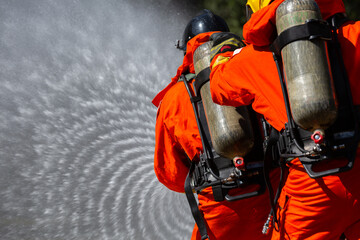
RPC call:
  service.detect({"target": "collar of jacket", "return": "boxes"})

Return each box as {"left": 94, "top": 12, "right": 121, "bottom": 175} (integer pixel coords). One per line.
{"left": 243, "top": 0, "right": 346, "bottom": 47}
{"left": 152, "top": 31, "right": 218, "bottom": 107}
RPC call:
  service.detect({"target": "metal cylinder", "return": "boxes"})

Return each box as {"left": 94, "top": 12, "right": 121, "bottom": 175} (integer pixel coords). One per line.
{"left": 276, "top": 0, "right": 338, "bottom": 132}
{"left": 193, "top": 41, "right": 254, "bottom": 159}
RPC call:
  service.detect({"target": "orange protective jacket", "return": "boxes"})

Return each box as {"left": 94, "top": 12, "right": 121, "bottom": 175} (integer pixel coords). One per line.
{"left": 210, "top": 0, "right": 360, "bottom": 239}
{"left": 153, "top": 32, "right": 212, "bottom": 193}
{"left": 153, "top": 32, "right": 279, "bottom": 240}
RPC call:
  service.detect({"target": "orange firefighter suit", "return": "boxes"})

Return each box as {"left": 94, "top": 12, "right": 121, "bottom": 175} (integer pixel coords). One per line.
{"left": 209, "top": 0, "right": 360, "bottom": 239}
{"left": 153, "top": 32, "right": 279, "bottom": 240}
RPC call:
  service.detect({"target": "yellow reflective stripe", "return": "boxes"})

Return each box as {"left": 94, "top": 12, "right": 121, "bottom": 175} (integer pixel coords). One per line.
{"left": 211, "top": 56, "right": 230, "bottom": 69}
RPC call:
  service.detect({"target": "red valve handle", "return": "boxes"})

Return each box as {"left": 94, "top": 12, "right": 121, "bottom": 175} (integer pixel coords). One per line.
{"left": 233, "top": 157, "right": 245, "bottom": 169}
{"left": 311, "top": 130, "right": 324, "bottom": 144}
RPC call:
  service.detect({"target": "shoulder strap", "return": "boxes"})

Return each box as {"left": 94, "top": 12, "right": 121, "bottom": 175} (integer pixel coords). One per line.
{"left": 181, "top": 74, "right": 211, "bottom": 157}
{"left": 185, "top": 73, "right": 197, "bottom": 82}
{"left": 328, "top": 13, "right": 350, "bottom": 29}
{"left": 194, "top": 67, "right": 211, "bottom": 97}
{"left": 182, "top": 74, "right": 211, "bottom": 240}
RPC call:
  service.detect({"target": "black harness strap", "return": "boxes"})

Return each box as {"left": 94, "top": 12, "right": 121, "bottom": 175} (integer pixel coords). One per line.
{"left": 194, "top": 67, "right": 211, "bottom": 96}
{"left": 182, "top": 73, "right": 210, "bottom": 240}
{"left": 185, "top": 161, "right": 209, "bottom": 240}
{"left": 181, "top": 73, "right": 210, "bottom": 158}
{"left": 330, "top": 13, "right": 350, "bottom": 30}
{"left": 270, "top": 19, "right": 332, "bottom": 55}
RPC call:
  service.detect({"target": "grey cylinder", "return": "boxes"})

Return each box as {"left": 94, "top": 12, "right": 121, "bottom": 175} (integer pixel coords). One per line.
{"left": 193, "top": 41, "right": 254, "bottom": 160}
{"left": 276, "top": 0, "right": 338, "bottom": 132}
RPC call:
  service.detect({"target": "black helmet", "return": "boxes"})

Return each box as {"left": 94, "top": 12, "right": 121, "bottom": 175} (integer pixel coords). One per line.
{"left": 176, "top": 9, "right": 230, "bottom": 52}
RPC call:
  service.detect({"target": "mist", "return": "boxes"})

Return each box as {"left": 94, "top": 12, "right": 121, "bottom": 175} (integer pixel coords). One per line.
{"left": 0, "top": 0, "right": 196, "bottom": 239}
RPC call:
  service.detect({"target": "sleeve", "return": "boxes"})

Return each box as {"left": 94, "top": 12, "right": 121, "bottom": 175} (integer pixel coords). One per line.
{"left": 209, "top": 49, "right": 255, "bottom": 107}
{"left": 338, "top": 21, "right": 360, "bottom": 105}
{"left": 154, "top": 103, "right": 191, "bottom": 193}
{"left": 209, "top": 45, "right": 291, "bottom": 132}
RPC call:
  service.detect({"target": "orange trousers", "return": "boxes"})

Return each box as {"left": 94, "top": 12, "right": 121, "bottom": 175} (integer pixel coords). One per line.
{"left": 272, "top": 152, "right": 360, "bottom": 240}
{"left": 191, "top": 169, "right": 280, "bottom": 240}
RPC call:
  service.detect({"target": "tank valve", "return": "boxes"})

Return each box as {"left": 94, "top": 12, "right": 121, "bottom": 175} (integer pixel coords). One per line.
{"left": 233, "top": 157, "right": 245, "bottom": 170}
{"left": 311, "top": 130, "right": 325, "bottom": 144}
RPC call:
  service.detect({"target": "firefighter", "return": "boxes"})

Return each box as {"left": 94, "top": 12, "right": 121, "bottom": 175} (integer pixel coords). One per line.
{"left": 209, "top": 0, "right": 360, "bottom": 239}
{"left": 153, "top": 9, "right": 279, "bottom": 240}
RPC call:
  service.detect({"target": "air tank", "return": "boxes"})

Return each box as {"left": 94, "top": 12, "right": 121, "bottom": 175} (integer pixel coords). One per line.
{"left": 193, "top": 41, "right": 254, "bottom": 160}
{"left": 276, "top": 0, "right": 338, "bottom": 132}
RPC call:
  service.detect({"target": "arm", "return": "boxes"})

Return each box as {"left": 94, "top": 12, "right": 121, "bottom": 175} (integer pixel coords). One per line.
{"left": 210, "top": 43, "right": 288, "bottom": 132}
{"left": 209, "top": 46, "right": 255, "bottom": 107}
{"left": 154, "top": 105, "right": 191, "bottom": 193}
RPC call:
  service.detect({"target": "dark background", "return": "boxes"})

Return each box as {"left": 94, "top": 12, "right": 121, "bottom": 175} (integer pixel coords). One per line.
{"left": 178, "top": 0, "right": 359, "bottom": 35}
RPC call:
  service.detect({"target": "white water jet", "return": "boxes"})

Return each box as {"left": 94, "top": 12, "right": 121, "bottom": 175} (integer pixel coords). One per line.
{"left": 0, "top": 0, "right": 196, "bottom": 239}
